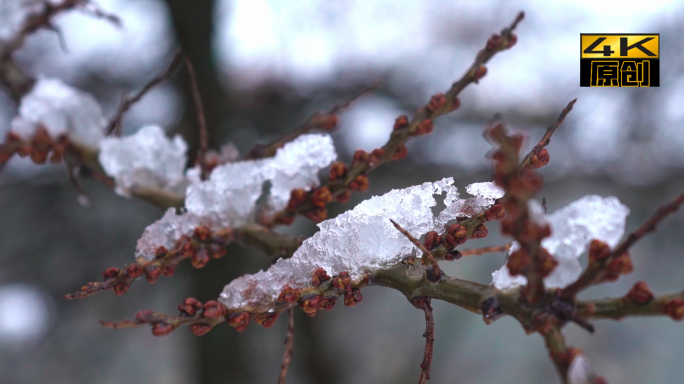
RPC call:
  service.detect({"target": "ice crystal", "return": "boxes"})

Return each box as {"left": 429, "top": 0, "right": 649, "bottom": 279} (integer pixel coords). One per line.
{"left": 567, "top": 354, "right": 597, "bottom": 384}
{"left": 135, "top": 208, "right": 214, "bottom": 261}
{"left": 10, "top": 77, "right": 106, "bottom": 147}
{"left": 219, "top": 178, "right": 470, "bottom": 312}
{"left": 185, "top": 134, "right": 336, "bottom": 227}
{"left": 433, "top": 180, "right": 504, "bottom": 230}
{"left": 98, "top": 125, "right": 188, "bottom": 197}
{"left": 492, "top": 195, "right": 631, "bottom": 290}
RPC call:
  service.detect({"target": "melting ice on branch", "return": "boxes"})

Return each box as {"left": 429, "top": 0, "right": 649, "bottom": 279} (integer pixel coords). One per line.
{"left": 219, "top": 177, "right": 500, "bottom": 312}
{"left": 492, "top": 195, "right": 631, "bottom": 290}
{"left": 99, "top": 125, "right": 188, "bottom": 197}
{"left": 10, "top": 77, "right": 106, "bottom": 147}
{"left": 185, "top": 134, "right": 337, "bottom": 226}
{"left": 135, "top": 134, "right": 337, "bottom": 260}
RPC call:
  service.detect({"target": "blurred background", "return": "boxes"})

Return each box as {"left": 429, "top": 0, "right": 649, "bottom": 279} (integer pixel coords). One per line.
{"left": 1, "top": 0, "right": 684, "bottom": 383}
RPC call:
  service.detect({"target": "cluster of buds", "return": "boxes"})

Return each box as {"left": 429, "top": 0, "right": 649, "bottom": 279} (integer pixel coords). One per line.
{"left": 626, "top": 281, "right": 654, "bottom": 305}
{"left": 485, "top": 32, "right": 517, "bottom": 52}
{"left": 0, "top": 128, "right": 69, "bottom": 165}
{"left": 66, "top": 226, "right": 234, "bottom": 300}
{"left": 443, "top": 222, "right": 469, "bottom": 248}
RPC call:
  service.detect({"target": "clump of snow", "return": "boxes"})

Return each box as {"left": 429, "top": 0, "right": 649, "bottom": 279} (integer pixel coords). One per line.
{"left": 492, "top": 195, "right": 630, "bottom": 291}
{"left": 433, "top": 180, "right": 504, "bottom": 230}
{"left": 99, "top": 125, "right": 188, "bottom": 197}
{"left": 219, "top": 177, "right": 488, "bottom": 312}
{"left": 567, "top": 354, "right": 597, "bottom": 384}
{"left": 466, "top": 181, "right": 505, "bottom": 201}
{"left": 185, "top": 134, "right": 337, "bottom": 227}
{"left": 10, "top": 77, "right": 106, "bottom": 147}
{"left": 135, "top": 208, "right": 214, "bottom": 261}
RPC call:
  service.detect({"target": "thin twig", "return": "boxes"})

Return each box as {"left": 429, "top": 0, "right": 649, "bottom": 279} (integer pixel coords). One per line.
{"left": 244, "top": 85, "right": 378, "bottom": 160}
{"left": 277, "top": 308, "right": 295, "bottom": 384}
{"left": 519, "top": 99, "right": 577, "bottom": 170}
{"left": 561, "top": 189, "right": 684, "bottom": 299}
{"left": 390, "top": 219, "right": 441, "bottom": 277}
{"left": 416, "top": 298, "right": 434, "bottom": 384}
{"left": 106, "top": 50, "right": 184, "bottom": 136}
{"left": 184, "top": 56, "right": 210, "bottom": 180}
{"left": 459, "top": 243, "right": 512, "bottom": 257}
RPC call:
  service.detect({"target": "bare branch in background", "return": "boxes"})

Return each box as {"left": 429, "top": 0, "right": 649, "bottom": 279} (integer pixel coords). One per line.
{"left": 277, "top": 308, "right": 295, "bottom": 384}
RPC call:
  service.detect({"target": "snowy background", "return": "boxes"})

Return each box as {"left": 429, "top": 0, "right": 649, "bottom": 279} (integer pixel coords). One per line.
{"left": 1, "top": 0, "right": 684, "bottom": 383}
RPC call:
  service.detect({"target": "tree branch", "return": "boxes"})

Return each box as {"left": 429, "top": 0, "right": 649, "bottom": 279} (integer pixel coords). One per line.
{"left": 277, "top": 308, "right": 295, "bottom": 384}
{"left": 519, "top": 99, "right": 577, "bottom": 170}
{"left": 412, "top": 297, "right": 434, "bottom": 384}
{"left": 184, "top": 56, "right": 210, "bottom": 180}
{"left": 560, "top": 189, "right": 684, "bottom": 299}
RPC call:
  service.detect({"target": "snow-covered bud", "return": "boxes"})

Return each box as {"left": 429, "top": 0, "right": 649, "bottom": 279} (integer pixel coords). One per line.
{"left": 329, "top": 161, "right": 347, "bottom": 181}
{"left": 311, "top": 268, "right": 331, "bottom": 286}
{"left": 154, "top": 246, "right": 168, "bottom": 259}
{"left": 627, "top": 281, "right": 654, "bottom": 305}
{"left": 394, "top": 115, "right": 409, "bottom": 131}
{"left": 227, "top": 312, "right": 251, "bottom": 332}
{"left": 344, "top": 288, "right": 363, "bottom": 307}
{"left": 254, "top": 312, "right": 280, "bottom": 328}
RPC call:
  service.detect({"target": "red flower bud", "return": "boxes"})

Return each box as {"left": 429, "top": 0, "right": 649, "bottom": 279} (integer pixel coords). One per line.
{"left": 471, "top": 224, "right": 488, "bottom": 239}
{"left": 484, "top": 203, "right": 505, "bottom": 221}
{"left": 189, "top": 323, "right": 213, "bottom": 336}
{"left": 202, "top": 300, "right": 226, "bottom": 319}
{"left": 112, "top": 283, "right": 128, "bottom": 296}
{"left": 507, "top": 34, "right": 518, "bottom": 48}
{"left": 319, "top": 296, "right": 337, "bottom": 311}
{"left": 627, "top": 281, "right": 654, "bottom": 305}
{"left": 329, "top": 161, "right": 347, "bottom": 181}
{"left": 348, "top": 175, "right": 369, "bottom": 192}
{"left": 588, "top": 240, "right": 611, "bottom": 263}
{"left": 353, "top": 150, "right": 369, "bottom": 163}
{"left": 299, "top": 295, "right": 322, "bottom": 317}
{"left": 193, "top": 226, "right": 212, "bottom": 241}
{"left": 335, "top": 190, "right": 352, "bottom": 203}
{"left": 254, "top": 312, "right": 280, "bottom": 328}
{"left": 426, "top": 93, "right": 446, "bottom": 114}
{"left": 311, "top": 268, "right": 331, "bottom": 286}
{"left": 393, "top": 145, "right": 408, "bottom": 160}
{"left": 154, "top": 246, "right": 168, "bottom": 259}
{"left": 344, "top": 288, "right": 363, "bottom": 307}
{"left": 416, "top": 119, "right": 434, "bottom": 135}
{"left": 227, "top": 312, "right": 251, "bottom": 332}
{"left": 529, "top": 149, "right": 550, "bottom": 169}
{"left": 665, "top": 299, "right": 684, "bottom": 321}
{"left": 191, "top": 248, "right": 210, "bottom": 269}
{"left": 423, "top": 231, "right": 441, "bottom": 250}
{"left": 474, "top": 66, "right": 487, "bottom": 82}
{"left": 125, "top": 263, "right": 143, "bottom": 278}
{"left": 535, "top": 248, "right": 558, "bottom": 278}
{"left": 312, "top": 187, "right": 332, "bottom": 207}
{"left": 332, "top": 272, "right": 352, "bottom": 291}
{"left": 151, "top": 322, "right": 175, "bottom": 337}
{"left": 507, "top": 249, "right": 530, "bottom": 276}
{"left": 145, "top": 266, "right": 161, "bottom": 283}
{"left": 486, "top": 33, "right": 502, "bottom": 51}
{"left": 393, "top": 115, "right": 409, "bottom": 131}
{"left": 278, "top": 286, "right": 299, "bottom": 303}
{"left": 102, "top": 267, "right": 120, "bottom": 280}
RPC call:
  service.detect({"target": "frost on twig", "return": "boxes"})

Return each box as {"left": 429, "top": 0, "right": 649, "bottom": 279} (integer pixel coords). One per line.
{"left": 9, "top": 77, "right": 105, "bottom": 147}
{"left": 492, "top": 195, "right": 630, "bottom": 290}
{"left": 99, "top": 125, "right": 188, "bottom": 197}
{"left": 218, "top": 177, "right": 498, "bottom": 312}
